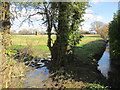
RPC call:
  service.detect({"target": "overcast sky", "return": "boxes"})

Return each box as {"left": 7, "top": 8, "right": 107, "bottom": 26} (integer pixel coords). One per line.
{"left": 10, "top": 1, "right": 118, "bottom": 32}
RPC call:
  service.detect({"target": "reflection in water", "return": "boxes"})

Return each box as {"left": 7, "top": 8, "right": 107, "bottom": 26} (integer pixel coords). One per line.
{"left": 98, "top": 43, "right": 120, "bottom": 88}
{"left": 98, "top": 45, "right": 110, "bottom": 79}
{"left": 23, "top": 66, "right": 50, "bottom": 88}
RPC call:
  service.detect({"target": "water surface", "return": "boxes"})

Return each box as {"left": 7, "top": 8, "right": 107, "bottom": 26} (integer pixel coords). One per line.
{"left": 98, "top": 44, "right": 110, "bottom": 79}
{"left": 23, "top": 63, "right": 51, "bottom": 88}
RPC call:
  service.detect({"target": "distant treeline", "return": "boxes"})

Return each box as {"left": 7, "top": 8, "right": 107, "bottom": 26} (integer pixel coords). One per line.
{"left": 11, "top": 29, "right": 96, "bottom": 35}
{"left": 10, "top": 29, "right": 48, "bottom": 35}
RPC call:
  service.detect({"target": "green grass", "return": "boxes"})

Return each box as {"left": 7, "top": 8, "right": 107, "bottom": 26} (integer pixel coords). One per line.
{"left": 11, "top": 34, "right": 103, "bottom": 57}
{"left": 12, "top": 45, "right": 50, "bottom": 57}
{"left": 12, "top": 45, "right": 49, "bottom": 51}
{"left": 74, "top": 40, "right": 106, "bottom": 61}
{"left": 78, "top": 34, "right": 103, "bottom": 47}
{"left": 12, "top": 35, "right": 56, "bottom": 45}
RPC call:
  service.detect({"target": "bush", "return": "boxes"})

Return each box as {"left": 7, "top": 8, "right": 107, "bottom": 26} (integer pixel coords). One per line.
{"left": 109, "top": 10, "right": 120, "bottom": 61}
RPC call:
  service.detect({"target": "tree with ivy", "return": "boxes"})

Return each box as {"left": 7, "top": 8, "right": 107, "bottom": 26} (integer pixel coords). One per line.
{"left": 42, "top": 2, "right": 89, "bottom": 67}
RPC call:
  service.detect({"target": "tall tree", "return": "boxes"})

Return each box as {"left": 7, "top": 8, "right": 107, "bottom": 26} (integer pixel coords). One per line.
{"left": 90, "top": 21, "right": 104, "bottom": 34}
{"left": 43, "top": 2, "right": 88, "bottom": 67}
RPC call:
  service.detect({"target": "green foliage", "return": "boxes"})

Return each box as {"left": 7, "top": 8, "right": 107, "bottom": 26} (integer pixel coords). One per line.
{"left": 84, "top": 84, "right": 107, "bottom": 89}
{"left": 109, "top": 10, "right": 120, "bottom": 60}
{"left": 68, "top": 2, "right": 89, "bottom": 50}
{"left": 5, "top": 49, "right": 17, "bottom": 57}
{"left": 64, "top": 84, "right": 74, "bottom": 88}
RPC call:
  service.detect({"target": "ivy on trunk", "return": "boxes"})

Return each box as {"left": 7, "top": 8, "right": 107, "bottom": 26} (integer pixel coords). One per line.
{"left": 43, "top": 2, "right": 89, "bottom": 67}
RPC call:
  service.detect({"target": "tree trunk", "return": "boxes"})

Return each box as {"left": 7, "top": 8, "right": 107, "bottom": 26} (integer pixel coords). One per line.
{"left": 51, "top": 2, "right": 69, "bottom": 67}
{"left": 1, "top": 2, "right": 11, "bottom": 49}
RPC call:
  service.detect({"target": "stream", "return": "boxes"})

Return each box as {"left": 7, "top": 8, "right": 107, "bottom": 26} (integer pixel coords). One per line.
{"left": 22, "top": 43, "right": 111, "bottom": 87}
{"left": 97, "top": 43, "right": 111, "bottom": 79}
{"left": 22, "top": 58, "right": 51, "bottom": 88}
{"left": 23, "top": 67, "right": 50, "bottom": 88}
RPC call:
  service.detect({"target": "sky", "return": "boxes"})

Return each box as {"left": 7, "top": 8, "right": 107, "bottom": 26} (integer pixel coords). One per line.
{"left": 82, "top": 1, "right": 118, "bottom": 30}
{"left": 10, "top": 1, "right": 119, "bottom": 33}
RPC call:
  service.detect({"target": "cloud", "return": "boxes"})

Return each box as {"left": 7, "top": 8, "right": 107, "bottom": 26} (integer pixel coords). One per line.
{"left": 81, "top": 24, "right": 91, "bottom": 31}
{"left": 83, "top": 14, "right": 94, "bottom": 20}
{"left": 83, "top": 14, "right": 103, "bottom": 21}
{"left": 85, "top": 9, "right": 94, "bottom": 13}
{"left": 96, "top": 16, "right": 103, "bottom": 21}
{"left": 91, "top": 0, "right": 105, "bottom": 3}
{"left": 82, "top": 14, "right": 104, "bottom": 30}
{"left": 82, "top": 9, "right": 104, "bottom": 31}
{"left": 84, "top": 9, "right": 104, "bottom": 21}
{"left": 30, "top": 14, "right": 43, "bottom": 20}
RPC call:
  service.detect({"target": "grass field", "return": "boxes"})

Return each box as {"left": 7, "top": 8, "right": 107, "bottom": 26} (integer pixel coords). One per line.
{"left": 12, "top": 34, "right": 102, "bottom": 46}
{"left": 11, "top": 34, "right": 103, "bottom": 57}
{"left": 12, "top": 35, "right": 56, "bottom": 45}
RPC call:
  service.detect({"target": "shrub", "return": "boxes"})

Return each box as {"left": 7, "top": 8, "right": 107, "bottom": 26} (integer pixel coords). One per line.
{"left": 109, "top": 10, "right": 120, "bottom": 61}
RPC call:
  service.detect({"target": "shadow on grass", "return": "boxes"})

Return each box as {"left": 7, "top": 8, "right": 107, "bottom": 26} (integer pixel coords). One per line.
{"left": 46, "top": 40, "right": 107, "bottom": 88}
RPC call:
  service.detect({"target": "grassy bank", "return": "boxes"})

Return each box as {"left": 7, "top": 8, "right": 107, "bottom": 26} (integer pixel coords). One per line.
{"left": 74, "top": 40, "right": 106, "bottom": 61}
